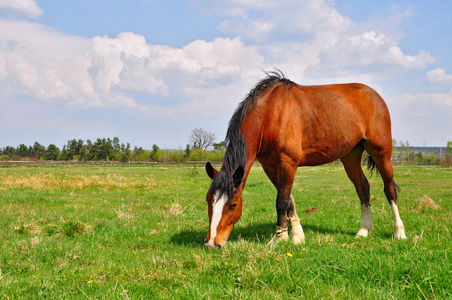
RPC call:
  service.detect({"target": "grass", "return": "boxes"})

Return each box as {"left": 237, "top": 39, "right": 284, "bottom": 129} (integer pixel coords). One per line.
{"left": 0, "top": 163, "right": 451, "bottom": 299}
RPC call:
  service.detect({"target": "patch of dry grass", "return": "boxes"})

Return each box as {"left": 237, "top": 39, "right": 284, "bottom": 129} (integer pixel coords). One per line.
{"left": 169, "top": 203, "right": 183, "bottom": 216}
{"left": 115, "top": 204, "right": 135, "bottom": 221}
{"left": 13, "top": 222, "right": 42, "bottom": 235}
{"left": 0, "top": 173, "right": 160, "bottom": 190}
{"left": 415, "top": 195, "right": 440, "bottom": 211}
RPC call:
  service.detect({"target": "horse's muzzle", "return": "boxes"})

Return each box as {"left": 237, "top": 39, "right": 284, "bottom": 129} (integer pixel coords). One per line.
{"left": 204, "top": 240, "right": 223, "bottom": 249}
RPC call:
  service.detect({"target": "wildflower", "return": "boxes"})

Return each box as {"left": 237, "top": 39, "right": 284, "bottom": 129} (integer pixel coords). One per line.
{"left": 87, "top": 280, "right": 93, "bottom": 284}
{"left": 286, "top": 253, "right": 293, "bottom": 257}
{"left": 275, "top": 257, "right": 280, "bottom": 261}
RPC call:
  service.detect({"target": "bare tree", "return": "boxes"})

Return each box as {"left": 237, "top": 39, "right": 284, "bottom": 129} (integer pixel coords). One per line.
{"left": 189, "top": 128, "right": 216, "bottom": 150}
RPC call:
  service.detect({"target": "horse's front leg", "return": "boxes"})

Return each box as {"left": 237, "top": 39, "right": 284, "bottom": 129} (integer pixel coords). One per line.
{"left": 287, "top": 195, "right": 305, "bottom": 244}
{"left": 264, "top": 163, "right": 302, "bottom": 246}
{"left": 268, "top": 195, "right": 305, "bottom": 246}
{"left": 269, "top": 191, "right": 307, "bottom": 246}
{"left": 268, "top": 191, "right": 290, "bottom": 246}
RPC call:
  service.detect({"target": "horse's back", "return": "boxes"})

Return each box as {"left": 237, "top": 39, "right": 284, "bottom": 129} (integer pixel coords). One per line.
{"left": 255, "top": 82, "right": 392, "bottom": 166}
{"left": 295, "top": 83, "right": 387, "bottom": 112}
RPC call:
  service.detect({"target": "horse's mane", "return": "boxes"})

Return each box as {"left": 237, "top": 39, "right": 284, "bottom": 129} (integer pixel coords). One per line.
{"left": 209, "top": 70, "right": 295, "bottom": 200}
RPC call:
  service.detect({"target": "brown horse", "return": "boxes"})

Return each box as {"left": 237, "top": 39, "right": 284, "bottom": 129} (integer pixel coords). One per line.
{"left": 204, "top": 71, "right": 406, "bottom": 249}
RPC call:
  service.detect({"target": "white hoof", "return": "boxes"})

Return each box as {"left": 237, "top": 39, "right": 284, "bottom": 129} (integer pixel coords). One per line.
{"left": 268, "top": 227, "right": 289, "bottom": 247}
{"left": 356, "top": 228, "right": 371, "bottom": 238}
{"left": 394, "top": 226, "right": 407, "bottom": 239}
{"left": 291, "top": 225, "right": 305, "bottom": 244}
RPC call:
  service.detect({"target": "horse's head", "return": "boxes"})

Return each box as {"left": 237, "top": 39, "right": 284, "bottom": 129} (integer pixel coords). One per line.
{"left": 204, "top": 162, "right": 244, "bottom": 249}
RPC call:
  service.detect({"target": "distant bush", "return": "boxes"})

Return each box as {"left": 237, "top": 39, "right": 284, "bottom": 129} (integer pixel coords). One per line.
{"left": 0, "top": 154, "right": 10, "bottom": 161}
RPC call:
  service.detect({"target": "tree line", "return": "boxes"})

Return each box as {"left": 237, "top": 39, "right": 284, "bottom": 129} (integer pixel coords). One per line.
{"left": 392, "top": 139, "right": 452, "bottom": 166}
{"left": 1, "top": 135, "right": 451, "bottom": 165}
{"left": 0, "top": 137, "right": 226, "bottom": 163}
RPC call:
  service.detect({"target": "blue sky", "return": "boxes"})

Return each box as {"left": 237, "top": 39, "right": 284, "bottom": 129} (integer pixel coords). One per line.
{"left": 1, "top": 0, "right": 451, "bottom": 149}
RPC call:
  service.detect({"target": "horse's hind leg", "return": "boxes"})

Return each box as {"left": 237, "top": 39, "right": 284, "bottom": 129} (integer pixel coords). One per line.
{"left": 365, "top": 142, "right": 407, "bottom": 239}
{"left": 341, "top": 146, "right": 374, "bottom": 238}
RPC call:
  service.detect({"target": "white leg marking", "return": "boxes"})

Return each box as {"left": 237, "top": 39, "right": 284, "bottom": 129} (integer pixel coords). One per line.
{"left": 205, "top": 191, "right": 228, "bottom": 248}
{"left": 287, "top": 214, "right": 305, "bottom": 244}
{"left": 356, "top": 204, "right": 374, "bottom": 238}
{"left": 268, "top": 226, "right": 289, "bottom": 247}
{"left": 390, "top": 202, "right": 407, "bottom": 239}
{"left": 291, "top": 225, "right": 305, "bottom": 244}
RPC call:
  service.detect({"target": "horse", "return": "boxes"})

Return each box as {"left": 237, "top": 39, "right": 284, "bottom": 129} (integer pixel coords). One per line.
{"left": 204, "top": 71, "right": 407, "bottom": 249}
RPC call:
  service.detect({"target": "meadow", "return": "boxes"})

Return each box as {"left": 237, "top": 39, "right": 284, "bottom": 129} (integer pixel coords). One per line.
{"left": 0, "top": 163, "right": 451, "bottom": 299}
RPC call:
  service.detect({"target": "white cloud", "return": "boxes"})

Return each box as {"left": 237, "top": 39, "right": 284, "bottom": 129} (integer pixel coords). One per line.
{"left": 0, "top": 21, "right": 264, "bottom": 112}
{"left": 389, "top": 90, "right": 452, "bottom": 145}
{"left": 426, "top": 68, "right": 452, "bottom": 83}
{"left": 396, "top": 91, "right": 452, "bottom": 114}
{"left": 183, "top": 38, "right": 263, "bottom": 76}
{"left": 0, "top": 19, "right": 93, "bottom": 102}
{"left": 200, "top": 0, "right": 351, "bottom": 42}
{"left": 0, "top": 0, "right": 43, "bottom": 18}
{"left": 90, "top": 34, "right": 262, "bottom": 103}
{"left": 193, "top": 0, "right": 434, "bottom": 81}
{"left": 320, "top": 31, "right": 435, "bottom": 71}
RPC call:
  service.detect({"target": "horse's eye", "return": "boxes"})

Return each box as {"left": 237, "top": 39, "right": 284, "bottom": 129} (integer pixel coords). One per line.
{"left": 230, "top": 203, "right": 238, "bottom": 210}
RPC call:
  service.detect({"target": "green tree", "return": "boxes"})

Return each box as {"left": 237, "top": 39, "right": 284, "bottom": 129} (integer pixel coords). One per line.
{"left": 151, "top": 144, "right": 162, "bottom": 162}
{"left": 60, "top": 145, "right": 69, "bottom": 160}
{"left": 45, "top": 144, "right": 60, "bottom": 160}
{"left": 111, "top": 138, "right": 131, "bottom": 162}
{"left": 447, "top": 141, "right": 452, "bottom": 153}
{"left": 184, "top": 144, "right": 191, "bottom": 161}
{"left": 112, "top": 137, "right": 121, "bottom": 154}
{"left": 32, "top": 142, "right": 46, "bottom": 159}
{"left": 2, "top": 146, "right": 16, "bottom": 157}
{"left": 92, "top": 138, "right": 114, "bottom": 160}
{"left": 17, "top": 144, "right": 29, "bottom": 157}
{"left": 62, "top": 139, "right": 85, "bottom": 160}
{"left": 85, "top": 139, "right": 99, "bottom": 160}
{"left": 133, "top": 146, "right": 150, "bottom": 161}
{"left": 213, "top": 141, "right": 226, "bottom": 151}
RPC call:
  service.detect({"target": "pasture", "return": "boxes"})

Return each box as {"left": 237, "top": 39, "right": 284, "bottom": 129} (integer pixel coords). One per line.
{"left": 0, "top": 163, "right": 451, "bottom": 299}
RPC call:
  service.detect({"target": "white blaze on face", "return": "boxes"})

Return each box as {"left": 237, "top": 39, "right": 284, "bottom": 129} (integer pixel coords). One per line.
{"left": 206, "top": 191, "right": 228, "bottom": 247}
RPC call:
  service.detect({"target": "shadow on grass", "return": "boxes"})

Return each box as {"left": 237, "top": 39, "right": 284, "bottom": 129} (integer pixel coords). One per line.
{"left": 170, "top": 221, "right": 357, "bottom": 246}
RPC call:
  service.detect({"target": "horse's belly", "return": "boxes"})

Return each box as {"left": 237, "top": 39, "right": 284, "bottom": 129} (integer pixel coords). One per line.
{"left": 299, "top": 151, "right": 341, "bottom": 166}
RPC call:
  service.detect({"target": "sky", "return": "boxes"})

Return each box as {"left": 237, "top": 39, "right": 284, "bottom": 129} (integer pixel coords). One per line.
{"left": 1, "top": 0, "right": 451, "bottom": 149}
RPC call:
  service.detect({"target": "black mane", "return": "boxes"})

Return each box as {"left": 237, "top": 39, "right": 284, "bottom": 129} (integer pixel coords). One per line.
{"left": 209, "top": 70, "right": 295, "bottom": 199}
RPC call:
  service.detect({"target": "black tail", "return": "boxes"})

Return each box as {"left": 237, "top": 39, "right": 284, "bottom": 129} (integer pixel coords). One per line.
{"left": 363, "top": 152, "right": 378, "bottom": 177}
{"left": 363, "top": 152, "right": 401, "bottom": 192}
{"left": 394, "top": 181, "right": 401, "bottom": 193}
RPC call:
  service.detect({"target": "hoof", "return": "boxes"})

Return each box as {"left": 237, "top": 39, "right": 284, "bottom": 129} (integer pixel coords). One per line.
{"left": 291, "top": 225, "right": 305, "bottom": 245}
{"left": 268, "top": 227, "right": 289, "bottom": 247}
{"left": 355, "top": 228, "right": 372, "bottom": 238}
{"left": 394, "top": 226, "right": 407, "bottom": 239}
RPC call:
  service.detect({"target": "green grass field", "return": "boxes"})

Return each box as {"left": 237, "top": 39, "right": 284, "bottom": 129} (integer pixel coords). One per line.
{"left": 1, "top": 163, "right": 451, "bottom": 299}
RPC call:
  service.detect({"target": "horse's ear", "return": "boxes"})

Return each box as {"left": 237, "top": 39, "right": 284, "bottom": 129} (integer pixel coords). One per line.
{"left": 206, "top": 162, "right": 218, "bottom": 179}
{"left": 233, "top": 165, "right": 244, "bottom": 189}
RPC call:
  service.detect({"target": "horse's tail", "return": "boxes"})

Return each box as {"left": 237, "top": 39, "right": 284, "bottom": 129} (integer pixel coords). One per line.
{"left": 364, "top": 152, "right": 378, "bottom": 177}
{"left": 363, "top": 153, "right": 401, "bottom": 192}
